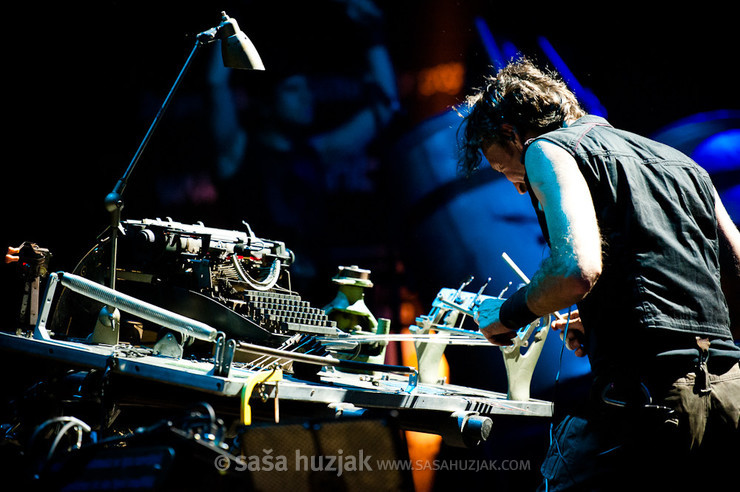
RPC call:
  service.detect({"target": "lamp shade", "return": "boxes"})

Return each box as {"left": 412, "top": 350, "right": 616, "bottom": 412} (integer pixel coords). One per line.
{"left": 218, "top": 12, "right": 265, "bottom": 70}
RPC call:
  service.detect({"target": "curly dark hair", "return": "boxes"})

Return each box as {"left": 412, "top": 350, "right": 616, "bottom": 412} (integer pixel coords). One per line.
{"left": 456, "top": 58, "right": 585, "bottom": 177}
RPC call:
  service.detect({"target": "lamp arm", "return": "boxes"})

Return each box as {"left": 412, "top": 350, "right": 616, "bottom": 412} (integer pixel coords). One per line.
{"left": 105, "top": 38, "right": 206, "bottom": 289}
{"left": 110, "top": 39, "right": 205, "bottom": 201}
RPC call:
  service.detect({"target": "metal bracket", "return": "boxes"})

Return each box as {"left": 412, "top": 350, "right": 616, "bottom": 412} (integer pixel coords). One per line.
{"left": 33, "top": 272, "right": 59, "bottom": 341}
{"left": 212, "top": 332, "right": 236, "bottom": 377}
{"left": 153, "top": 332, "right": 184, "bottom": 358}
{"left": 90, "top": 305, "right": 121, "bottom": 346}
{"left": 500, "top": 315, "right": 550, "bottom": 401}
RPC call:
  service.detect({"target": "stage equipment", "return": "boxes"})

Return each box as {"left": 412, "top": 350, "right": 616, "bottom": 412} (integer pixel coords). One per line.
{"left": 4, "top": 242, "right": 52, "bottom": 328}
{"left": 403, "top": 256, "right": 550, "bottom": 401}
{"left": 0, "top": 218, "right": 555, "bottom": 486}
{"left": 100, "top": 12, "right": 264, "bottom": 346}
{"left": 1, "top": 221, "right": 552, "bottom": 425}
{"left": 322, "top": 265, "right": 390, "bottom": 368}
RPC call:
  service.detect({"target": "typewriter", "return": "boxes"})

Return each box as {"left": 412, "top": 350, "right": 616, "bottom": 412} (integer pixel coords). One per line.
{"left": 49, "top": 218, "right": 344, "bottom": 364}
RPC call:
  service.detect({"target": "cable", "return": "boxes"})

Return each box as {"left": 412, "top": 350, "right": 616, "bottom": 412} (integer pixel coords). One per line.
{"left": 544, "top": 306, "right": 573, "bottom": 491}
{"left": 29, "top": 416, "right": 94, "bottom": 475}
{"left": 29, "top": 416, "right": 93, "bottom": 451}
{"left": 47, "top": 421, "right": 85, "bottom": 462}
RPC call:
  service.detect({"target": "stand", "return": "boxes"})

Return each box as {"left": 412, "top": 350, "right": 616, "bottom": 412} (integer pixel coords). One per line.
{"left": 93, "top": 12, "right": 263, "bottom": 345}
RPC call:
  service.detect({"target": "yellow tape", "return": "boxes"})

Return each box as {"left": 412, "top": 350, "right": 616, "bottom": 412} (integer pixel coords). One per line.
{"left": 240, "top": 368, "right": 283, "bottom": 426}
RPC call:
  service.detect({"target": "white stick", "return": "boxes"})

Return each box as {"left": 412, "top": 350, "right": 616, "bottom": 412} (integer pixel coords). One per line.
{"left": 501, "top": 252, "right": 530, "bottom": 284}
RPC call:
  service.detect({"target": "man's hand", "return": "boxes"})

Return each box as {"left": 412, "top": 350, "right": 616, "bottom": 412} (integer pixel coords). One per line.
{"left": 475, "top": 298, "right": 517, "bottom": 346}
{"left": 551, "top": 310, "right": 587, "bottom": 357}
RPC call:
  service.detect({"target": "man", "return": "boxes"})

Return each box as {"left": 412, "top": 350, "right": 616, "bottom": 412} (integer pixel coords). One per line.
{"left": 458, "top": 58, "right": 740, "bottom": 490}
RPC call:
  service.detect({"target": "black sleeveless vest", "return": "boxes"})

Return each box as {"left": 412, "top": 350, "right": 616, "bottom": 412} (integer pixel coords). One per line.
{"left": 525, "top": 116, "right": 732, "bottom": 375}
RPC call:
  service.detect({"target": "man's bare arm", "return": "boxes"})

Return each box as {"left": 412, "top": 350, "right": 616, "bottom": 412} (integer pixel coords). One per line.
{"left": 524, "top": 140, "right": 602, "bottom": 315}
{"left": 715, "top": 188, "right": 740, "bottom": 339}
{"left": 476, "top": 139, "right": 601, "bottom": 346}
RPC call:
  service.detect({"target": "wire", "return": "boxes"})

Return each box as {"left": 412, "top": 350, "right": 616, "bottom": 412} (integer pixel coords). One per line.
{"left": 29, "top": 416, "right": 93, "bottom": 451}
{"left": 553, "top": 311, "right": 570, "bottom": 384}
{"left": 47, "top": 421, "right": 85, "bottom": 462}
{"left": 29, "top": 416, "right": 94, "bottom": 474}
{"left": 544, "top": 306, "right": 573, "bottom": 491}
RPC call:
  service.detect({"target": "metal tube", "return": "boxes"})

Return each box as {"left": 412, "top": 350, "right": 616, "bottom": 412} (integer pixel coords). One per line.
{"left": 57, "top": 272, "right": 218, "bottom": 342}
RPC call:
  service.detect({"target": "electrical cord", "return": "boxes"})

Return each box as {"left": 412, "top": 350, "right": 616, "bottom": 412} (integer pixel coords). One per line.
{"left": 544, "top": 306, "right": 573, "bottom": 491}
{"left": 29, "top": 416, "right": 95, "bottom": 476}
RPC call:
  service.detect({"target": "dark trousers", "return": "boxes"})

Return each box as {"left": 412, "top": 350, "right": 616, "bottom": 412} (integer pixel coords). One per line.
{"left": 537, "top": 363, "right": 740, "bottom": 491}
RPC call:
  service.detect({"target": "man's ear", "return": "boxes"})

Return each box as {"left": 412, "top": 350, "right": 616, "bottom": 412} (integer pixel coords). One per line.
{"left": 500, "top": 123, "right": 516, "bottom": 138}
{"left": 500, "top": 123, "right": 523, "bottom": 150}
